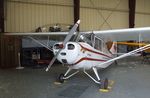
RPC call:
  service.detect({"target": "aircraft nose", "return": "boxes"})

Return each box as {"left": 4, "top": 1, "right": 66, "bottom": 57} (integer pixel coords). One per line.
{"left": 53, "top": 42, "right": 79, "bottom": 64}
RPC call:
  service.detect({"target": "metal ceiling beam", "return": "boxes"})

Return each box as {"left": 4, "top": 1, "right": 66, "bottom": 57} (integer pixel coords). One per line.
{"left": 74, "top": 0, "right": 80, "bottom": 31}
{"left": 129, "top": 0, "right": 136, "bottom": 28}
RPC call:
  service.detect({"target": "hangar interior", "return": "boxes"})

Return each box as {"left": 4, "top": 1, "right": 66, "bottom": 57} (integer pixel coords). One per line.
{"left": 0, "top": 0, "right": 150, "bottom": 98}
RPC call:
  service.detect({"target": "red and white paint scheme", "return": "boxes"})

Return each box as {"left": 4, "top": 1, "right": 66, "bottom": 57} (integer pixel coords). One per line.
{"left": 4, "top": 20, "right": 150, "bottom": 89}
{"left": 53, "top": 42, "right": 114, "bottom": 70}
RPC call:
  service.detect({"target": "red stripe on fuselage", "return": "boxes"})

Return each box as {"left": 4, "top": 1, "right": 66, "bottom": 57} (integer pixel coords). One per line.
{"left": 73, "top": 57, "right": 107, "bottom": 65}
{"left": 79, "top": 44, "right": 112, "bottom": 59}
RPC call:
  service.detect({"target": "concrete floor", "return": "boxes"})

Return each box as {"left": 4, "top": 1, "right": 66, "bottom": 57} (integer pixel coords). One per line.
{"left": 0, "top": 57, "right": 150, "bottom": 98}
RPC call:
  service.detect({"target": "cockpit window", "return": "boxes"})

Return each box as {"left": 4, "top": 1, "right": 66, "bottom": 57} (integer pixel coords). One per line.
{"left": 68, "top": 44, "right": 75, "bottom": 50}
{"left": 77, "top": 34, "right": 93, "bottom": 46}
{"left": 54, "top": 44, "right": 60, "bottom": 49}
{"left": 94, "top": 37, "right": 102, "bottom": 50}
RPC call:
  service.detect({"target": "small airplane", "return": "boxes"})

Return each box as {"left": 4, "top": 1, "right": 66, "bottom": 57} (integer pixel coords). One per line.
{"left": 4, "top": 20, "right": 150, "bottom": 89}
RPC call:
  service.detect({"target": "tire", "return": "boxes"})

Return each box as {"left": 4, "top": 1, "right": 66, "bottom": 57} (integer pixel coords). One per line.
{"left": 58, "top": 73, "right": 64, "bottom": 83}
{"left": 103, "top": 78, "right": 108, "bottom": 89}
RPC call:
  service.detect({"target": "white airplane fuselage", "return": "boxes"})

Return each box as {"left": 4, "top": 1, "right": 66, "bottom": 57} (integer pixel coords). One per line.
{"left": 53, "top": 42, "right": 114, "bottom": 70}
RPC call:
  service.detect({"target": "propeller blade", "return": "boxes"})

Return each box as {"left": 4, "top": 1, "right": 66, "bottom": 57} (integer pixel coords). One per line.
{"left": 63, "top": 20, "right": 80, "bottom": 46}
{"left": 46, "top": 49, "right": 61, "bottom": 71}
{"left": 45, "top": 20, "right": 80, "bottom": 71}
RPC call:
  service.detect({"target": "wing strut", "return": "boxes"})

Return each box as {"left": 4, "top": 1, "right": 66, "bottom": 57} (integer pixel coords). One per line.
{"left": 97, "top": 43, "right": 150, "bottom": 68}
{"left": 27, "top": 36, "right": 53, "bottom": 51}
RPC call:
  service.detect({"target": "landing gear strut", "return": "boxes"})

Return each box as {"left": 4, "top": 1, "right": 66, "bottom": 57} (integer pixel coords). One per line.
{"left": 57, "top": 68, "right": 79, "bottom": 83}
{"left": 84, "top": 67, "right": 109, "bottom": 89}
{"left": 57, "top": 67, "right": 109, "bottom": 90}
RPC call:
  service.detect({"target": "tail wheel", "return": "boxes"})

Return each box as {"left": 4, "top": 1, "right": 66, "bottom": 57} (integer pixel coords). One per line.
{"left": 103, "top": 78, "right": 108, "bottom": 89}
{"left": 58, "top": 73, "right": 65, "bottom": 83}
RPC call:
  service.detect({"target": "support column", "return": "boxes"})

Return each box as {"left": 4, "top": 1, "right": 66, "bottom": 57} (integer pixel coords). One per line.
{"left": 0, "top": 0, "right": 4, "bottom": 68}
{"left": 128, "top": 0, "right": 136, "bottom": 52}
{"left": 74, "top": 0, "right": 80, "bottom": 31}
{"left": 0, "top": 0, "right": 4, "bottom": 32}
{"left": 129, "top": 0, "right": 136, "bottom": 28}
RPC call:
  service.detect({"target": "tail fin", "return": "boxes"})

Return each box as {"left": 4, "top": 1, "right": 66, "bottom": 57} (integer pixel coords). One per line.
{"left": 110, "top": 42, "right": 117, "bottom": 54}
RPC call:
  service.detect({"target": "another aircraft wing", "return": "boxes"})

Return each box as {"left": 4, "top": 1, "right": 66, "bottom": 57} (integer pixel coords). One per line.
{"left": 116, "top": 42, "right": 150, "bottom": 52}
{"left": 90, "top": 27, "right": 150, "bottom": 41}
{"left": 116, "top": 42, "right": 147, "bottom": 46}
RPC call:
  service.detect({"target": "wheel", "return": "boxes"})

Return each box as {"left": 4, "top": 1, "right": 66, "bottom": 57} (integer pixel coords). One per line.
{"left": 58, "top": 73, "right": 64, "bottom": 83}
{"left": 103, "top": 78, "right": 108, "bottom": 89}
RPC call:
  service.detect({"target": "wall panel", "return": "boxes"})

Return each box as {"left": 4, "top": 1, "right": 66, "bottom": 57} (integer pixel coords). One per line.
{"left": 80, "top": 0, "right": 129, "bottom": 31}
{"left": 135, "top": 14, "right": 150, "bottom": 27}
{"left": 5, "top": 0, "right": 150, "bottom": 32}
{"left": 5, "top": 0, "right": 73, "bottom": 32}
{"left": 135, "top": 0, "right": 150, "bottom": 27}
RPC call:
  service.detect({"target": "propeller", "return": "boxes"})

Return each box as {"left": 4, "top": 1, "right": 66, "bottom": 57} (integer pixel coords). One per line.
{"left": 46, "top": 20, "right": 80, "bottom": 71}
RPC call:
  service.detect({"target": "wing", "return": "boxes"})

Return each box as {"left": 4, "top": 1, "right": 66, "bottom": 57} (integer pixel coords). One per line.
{"left": 3, "top": 32, "right": 69, "bottom": 51}
{"left": 4, "top": 32, "right": 69, "bottom": 36}
{"left": 5, "top": 27, "right": 150, "bottom": 41}
{"left": 3, "top": 32, "right": 69, "bottom": 43}
{"left": 3, "top": 31, "right": 80, "bottom": 41}
{"left": 91, "top": 27, "right": 150, "bottom": 41}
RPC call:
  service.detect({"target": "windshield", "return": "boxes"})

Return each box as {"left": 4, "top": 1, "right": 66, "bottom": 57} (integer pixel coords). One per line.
{"left": 77, "top": 33, "right": 106, "bottom": 51}
{"left": 77, "top": 33, "right": 94, "bottom": 46}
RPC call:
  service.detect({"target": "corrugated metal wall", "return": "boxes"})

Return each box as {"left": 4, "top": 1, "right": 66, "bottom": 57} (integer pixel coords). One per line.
{"left": 5, "top": 0, "right": 73, "bottom": 32}
{"left": 80, "top": 0, "right": 150, "bottom": 31}
{"left": 4, "top": 0, "right": 150, "bottom": 32}
{"left": 80, "top": 0, "right": 129, "bottom": 31}
{"left": 135, "top": 0, "right": 150, "bottom": 27}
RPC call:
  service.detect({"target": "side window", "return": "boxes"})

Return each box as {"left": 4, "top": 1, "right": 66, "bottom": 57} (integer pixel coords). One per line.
{"left": 94, "top": 37, "right": 102, "bottom": 51}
